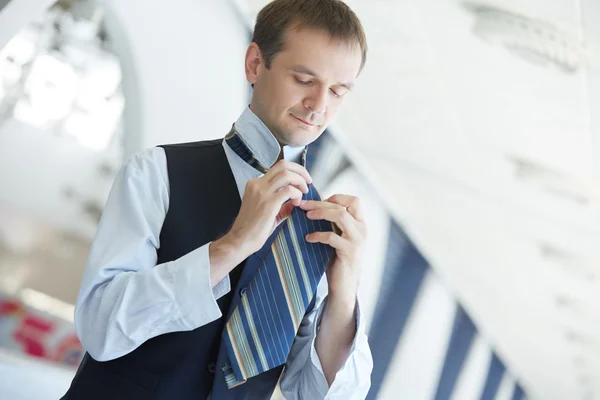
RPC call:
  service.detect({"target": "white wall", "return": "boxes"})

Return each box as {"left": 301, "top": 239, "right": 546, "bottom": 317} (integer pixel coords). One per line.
{"left": 101, "top": 0, "right": 249, "bottom": 157}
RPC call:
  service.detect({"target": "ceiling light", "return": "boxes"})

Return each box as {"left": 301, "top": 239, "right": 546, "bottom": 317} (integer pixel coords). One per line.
{"left": 540, "top": 243, "right": 597, "bottom": 282}
{"left": 555, "top": 294, "right": 576, "bottom": 310}
{"left": 574, "top": 356, "right": 587, "bottom": 368}
{"left": 578, "top": 375, "right": 590, "bottom": 385}
{"left": 0, "top": 33, "right": 37, "bottom": 65}
{"left": 462, "top": 2, "right": 589, "bottom": 73}
{"left": 565, "top": 330, "right": 593, "bottom": 347}
{"left": 511, "top": 156, "right": 597, "bottom": 206}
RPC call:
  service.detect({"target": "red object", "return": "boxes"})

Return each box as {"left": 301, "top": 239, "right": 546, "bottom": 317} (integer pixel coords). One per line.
{"left": 54, "top": 333, "right": 84, "bottom": 365}
{"left": 0, "top": 299, "right": 23, "bottom": 315}
{"left": 12, "top": 315, "right": 56, "bottom": 358}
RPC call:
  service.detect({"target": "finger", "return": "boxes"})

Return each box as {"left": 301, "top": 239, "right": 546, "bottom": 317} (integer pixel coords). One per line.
{"left": 306, "top": 208, "right": 359, "bottom": 237}
{"left": 305, "top": 231, "right": 349, "bottom": 250}
{"left": 327, "top": 194, "right": 364, "bottom": 221}
{"left": 268, "top": 170, "right": 309, "bottom": 194}
{"left": 276, "top": 201, "right": 295, "bottom": 225}
{"left": 299, "top": 200, "right": 343, "bottom": 211}
{"left": 274, "top": 185, "right": 303, "bottom": 208}
{"left": 266, "top": 160, "right": 312, "bottom": 185}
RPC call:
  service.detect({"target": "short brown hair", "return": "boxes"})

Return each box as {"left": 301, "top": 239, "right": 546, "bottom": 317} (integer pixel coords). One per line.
{"left": 252, "top": 0, "right": 368, "bottom": 73}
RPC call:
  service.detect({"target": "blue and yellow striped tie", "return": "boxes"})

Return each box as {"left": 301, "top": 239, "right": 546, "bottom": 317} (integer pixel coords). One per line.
{"left": 222, "top": 128, "right": 335, "bottom": 388}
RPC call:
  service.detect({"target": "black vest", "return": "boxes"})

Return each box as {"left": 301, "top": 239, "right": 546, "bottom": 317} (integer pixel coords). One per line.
{"left": 62, "top": 140, "right": 312, "bottom": 399}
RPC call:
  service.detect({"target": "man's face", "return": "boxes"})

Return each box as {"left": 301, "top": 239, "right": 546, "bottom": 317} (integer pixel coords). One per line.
{"left": 246, "top": 27, "right": 363, "bottom": 148}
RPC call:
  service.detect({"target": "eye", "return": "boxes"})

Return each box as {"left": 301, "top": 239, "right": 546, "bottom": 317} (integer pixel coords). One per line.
{"left": 295, "top": 77, "right": 311, "bottom": 85}
{"left": 330, "top": 87, "right": 348, "bottom": 98}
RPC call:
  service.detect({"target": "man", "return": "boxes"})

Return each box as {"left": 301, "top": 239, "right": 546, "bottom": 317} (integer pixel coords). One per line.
{"left": 62, "top": 0, "right": 372, "bottom": 399}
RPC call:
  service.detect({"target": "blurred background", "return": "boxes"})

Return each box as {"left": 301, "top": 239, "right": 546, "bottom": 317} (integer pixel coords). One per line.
{"left": 0, "top": 0, "right": 598, "bottom": 399}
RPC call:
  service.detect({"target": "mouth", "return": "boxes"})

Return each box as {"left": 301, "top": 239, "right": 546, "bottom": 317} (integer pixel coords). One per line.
{"left": 291, "top": 115, "right": 317, "bottom": 127}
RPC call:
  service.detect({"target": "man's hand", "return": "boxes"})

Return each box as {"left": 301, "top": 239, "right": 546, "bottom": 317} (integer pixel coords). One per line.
{"left": 300, "top": 194, "right": 367, "bottom": 385}
{"left": 209, "top": 160, "right": 312, "bottom": 286}
{"left": 300, "top": 194, "right": 366, "bottom": 304}
{"left": 230, "top": 160, "right": 313, "bottom": 253}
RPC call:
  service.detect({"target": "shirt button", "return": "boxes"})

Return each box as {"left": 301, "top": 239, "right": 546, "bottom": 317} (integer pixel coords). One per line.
{"left": 208, "top": 363, "right": 216, "bottom": 374}
{"left": 239, "top": 287, "right": 247, "bottom": 296}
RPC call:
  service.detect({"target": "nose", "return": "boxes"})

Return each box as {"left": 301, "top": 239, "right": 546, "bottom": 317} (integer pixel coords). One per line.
{"left": 303, "top": 86, "right": 328, "bottom": 115}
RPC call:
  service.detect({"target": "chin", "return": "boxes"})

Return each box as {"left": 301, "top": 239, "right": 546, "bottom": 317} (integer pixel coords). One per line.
{"left": 283, "top": 137, "right": 309, "bottom": 148}
{"left": 274, "top": 121, "right": 323, "bottom": 147}
{"left": 292, "top": 128, "right": 322, "bottom": 144}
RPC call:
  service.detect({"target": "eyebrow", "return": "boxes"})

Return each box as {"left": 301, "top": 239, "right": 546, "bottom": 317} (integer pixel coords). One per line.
{"left": 291, "top": 66, "right": 355, "bottom": 91}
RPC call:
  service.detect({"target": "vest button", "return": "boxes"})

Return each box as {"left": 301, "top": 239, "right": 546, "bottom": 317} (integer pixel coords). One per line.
{"left": 208, "top": 362, "right": 216, "bottom": 374}
{"left": 239, "top": 287, "right": 247, "bottom": 296}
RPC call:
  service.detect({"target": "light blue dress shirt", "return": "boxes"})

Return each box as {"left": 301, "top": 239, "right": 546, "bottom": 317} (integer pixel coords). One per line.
{"left": 74, "top": 107, "right": 373, "bottom": 399}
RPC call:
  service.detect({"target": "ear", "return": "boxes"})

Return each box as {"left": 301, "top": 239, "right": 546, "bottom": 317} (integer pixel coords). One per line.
{"left": 245, "top": 43, "right": 263, "bottom": 85}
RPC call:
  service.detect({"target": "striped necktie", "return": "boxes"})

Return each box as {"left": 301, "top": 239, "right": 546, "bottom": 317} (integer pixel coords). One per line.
{"left": 221, "top": 127, "right": 335, "bottom": 388}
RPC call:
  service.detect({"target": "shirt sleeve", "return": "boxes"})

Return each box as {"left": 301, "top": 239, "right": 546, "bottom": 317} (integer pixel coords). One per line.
{"left": 279, "top": 278, "right": 373, "bottom": 399}
{"left": 74, "top": 147, "right": 231, "bottom": 362}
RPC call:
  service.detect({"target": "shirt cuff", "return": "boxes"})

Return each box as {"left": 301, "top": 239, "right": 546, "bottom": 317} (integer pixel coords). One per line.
{"left": 309, "top": 296, "right": 361, "bottom": 380}
{"left": 171, "top": 242, "right": 226, "bottom": 328}
{"left": 212, "top": 273, "right": 231, "bottom": 300}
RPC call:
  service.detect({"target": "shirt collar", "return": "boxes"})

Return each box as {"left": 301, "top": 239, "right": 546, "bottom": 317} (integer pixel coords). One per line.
{"left": 233, "top": 106, "right": 306, "bottom": 167}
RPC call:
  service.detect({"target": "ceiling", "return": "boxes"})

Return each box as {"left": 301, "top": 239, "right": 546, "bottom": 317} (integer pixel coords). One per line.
{"left": 243, "top": 0, "right": 599, "bottom": 399}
